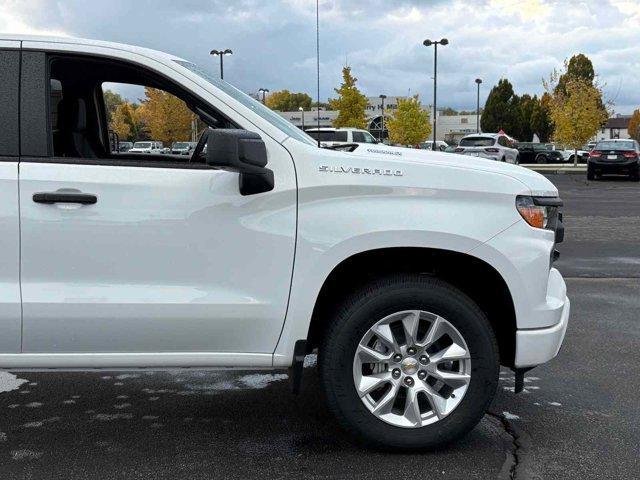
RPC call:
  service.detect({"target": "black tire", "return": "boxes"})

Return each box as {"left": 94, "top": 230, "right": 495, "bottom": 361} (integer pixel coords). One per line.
{"left": 587, "top": 165, "right": 595, "bottom": 181}
{"left": 319, "top": 274, "right": 499, "bottom": 451}
{"left": 631, "top": 168, "right": 640, "bottom": 182}
{"left": 535, "top": 154, "right": 546, "bottom": 164}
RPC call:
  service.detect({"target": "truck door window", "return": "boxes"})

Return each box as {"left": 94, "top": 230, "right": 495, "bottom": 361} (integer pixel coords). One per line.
{"left": 46, "top": 54, "right": 232, "bottom": 166}
{"left": 0, "top": 49, "right": 20, "bottom": 157}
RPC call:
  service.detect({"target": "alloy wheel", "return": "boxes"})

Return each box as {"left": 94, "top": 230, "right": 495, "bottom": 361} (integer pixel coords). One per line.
{"left": 352, "top": 310, "right": 471, "bottom": 428}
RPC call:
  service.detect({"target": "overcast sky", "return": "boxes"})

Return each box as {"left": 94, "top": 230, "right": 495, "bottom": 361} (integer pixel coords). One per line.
{"left": 2, "top": 0, "right": 640, "bottom": 113}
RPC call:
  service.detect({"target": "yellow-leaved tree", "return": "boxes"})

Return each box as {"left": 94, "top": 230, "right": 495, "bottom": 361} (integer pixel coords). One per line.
{"left": 138, "top": 88, "right": 194, "bottom": 146}
{"left": 329, "top": 67, "right": 368, "bottom": 129}
{"left": 109, "top": 102, "right": 145, "bottom": 142}
{"left": 386, "top": 95, "right": 432, "bottom": 146}
{"left": 545, "top": 63, "right": 609, "bottom": 166}
{"left": 628, "top": 109, "right": 640, "bottom": 142}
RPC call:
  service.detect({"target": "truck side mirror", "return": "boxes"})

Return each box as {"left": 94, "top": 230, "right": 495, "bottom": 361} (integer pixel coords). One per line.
{"left": 206, "top": 129, "right": 274, "bottom": 196}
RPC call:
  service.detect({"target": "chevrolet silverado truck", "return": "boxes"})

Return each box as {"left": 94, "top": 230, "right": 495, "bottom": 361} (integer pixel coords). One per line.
{"left": 0, "top": 35, "right": 569, "bottom": 450}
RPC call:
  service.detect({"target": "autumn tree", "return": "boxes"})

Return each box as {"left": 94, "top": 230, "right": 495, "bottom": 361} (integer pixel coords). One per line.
{"left": 138, "top": 87, "right": 194, "bottom": 146}
{"left": 265, "top": 90, "right": 313, "bottom": 111}
{"left": 329, "top": 66, "right": 368, "bottom": 129}
{"left": 386, "top": 95, "right": 431, "bottom": 146}
{"left": 108, "top": 102, "right": 146, "bottom": 142}
{"left": 628, "top": 109, "right": 640, "bottom": 142}
{"left": 545, "top": 74, "right": 608, "bottom": 166}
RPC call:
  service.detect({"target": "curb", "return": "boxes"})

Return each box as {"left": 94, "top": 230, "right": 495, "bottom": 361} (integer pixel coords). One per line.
{"left": 520, "top": 164, "right": 586, "bottom": 175}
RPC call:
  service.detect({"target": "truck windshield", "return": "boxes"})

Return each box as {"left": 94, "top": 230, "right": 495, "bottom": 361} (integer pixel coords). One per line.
{"left": 173, "top": 142, "right": 189, "bottom": 148}
{"left": 174, "top": 60, "right": 317, "bottom": 147}
{"left": 133, "top": 142, "right": 151, "bottom": 148}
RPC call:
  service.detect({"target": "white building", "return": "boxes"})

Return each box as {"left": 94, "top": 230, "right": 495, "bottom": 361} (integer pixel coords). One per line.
{"left": 593, "top": 114, "right": 632, "bottom": 142}
{"left": 430, "top": 113, "right": 481, "bottom": 144}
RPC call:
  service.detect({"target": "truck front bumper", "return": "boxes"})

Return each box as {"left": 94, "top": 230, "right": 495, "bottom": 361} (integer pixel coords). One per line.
{"left": 514, "top": 268, "right": 570, "bottom": 368}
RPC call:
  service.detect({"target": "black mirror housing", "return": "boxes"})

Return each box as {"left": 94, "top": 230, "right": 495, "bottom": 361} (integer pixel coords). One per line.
{"left": 206, "top": 129, "right": 274, "bottom": 195}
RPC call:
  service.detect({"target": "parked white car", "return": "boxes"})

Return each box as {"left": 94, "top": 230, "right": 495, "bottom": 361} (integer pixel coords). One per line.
{"left": 306, "top": 127, "right": 379, "bottom": 147}
{"left": 418, "top": 140, "right": 449, "bottom": 151}
{"left": 455, "top": 133, "right": 520, "bottom": 164}
{"left": 129, "top": 141, "right": 164, "bottom": 154}
{"left": 0, "top": 34, "right": 569, "bottom": 450}
{"left": 560, "top": 147, "right": 589, "bottom": 163}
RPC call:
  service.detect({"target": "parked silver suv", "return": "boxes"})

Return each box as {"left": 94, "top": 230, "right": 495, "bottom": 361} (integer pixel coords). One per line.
{"left": 455, "top": 133, "right": 520, "bottom": 164}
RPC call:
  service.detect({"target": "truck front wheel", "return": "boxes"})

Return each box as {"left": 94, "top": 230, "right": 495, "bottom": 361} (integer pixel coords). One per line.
{"left": 319, "top": 274, "right": 499, "bottom": 450}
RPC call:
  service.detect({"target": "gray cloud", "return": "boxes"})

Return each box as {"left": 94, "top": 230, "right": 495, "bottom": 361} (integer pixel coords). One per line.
{"left": 2, "top": 0, "right": 640, "bottom": 112}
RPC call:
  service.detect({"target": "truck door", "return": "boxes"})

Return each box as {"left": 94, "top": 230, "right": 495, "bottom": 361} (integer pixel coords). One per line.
{"left": 17, "top": 48, "right": 297, "bottom": 362}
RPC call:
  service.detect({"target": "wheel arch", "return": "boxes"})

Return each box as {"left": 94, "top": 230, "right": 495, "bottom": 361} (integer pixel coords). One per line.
{"left": 306, "top": 247, "right": 517, "bottom": 367}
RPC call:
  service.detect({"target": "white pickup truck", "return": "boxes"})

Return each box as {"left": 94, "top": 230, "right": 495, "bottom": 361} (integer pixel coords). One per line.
{"left": 0, "top": 35, "right": 569, "bottom": 450}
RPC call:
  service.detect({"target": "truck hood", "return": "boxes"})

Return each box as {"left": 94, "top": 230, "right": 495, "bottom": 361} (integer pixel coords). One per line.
{"left": 347, "top": 144, "right": 558, "bottom": 197}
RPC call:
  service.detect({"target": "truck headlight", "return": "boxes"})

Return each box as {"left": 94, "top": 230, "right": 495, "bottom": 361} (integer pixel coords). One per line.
{"left": 516, "top": 195, "right": 562, "bottom": 230}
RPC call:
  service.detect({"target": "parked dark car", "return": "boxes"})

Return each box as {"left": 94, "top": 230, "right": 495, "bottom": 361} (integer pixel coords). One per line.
{"left": 516, "top": 143, "right": 564, "bottom": 163}
{"left": 587, "top": 139, "right": 640, "bottom": 181}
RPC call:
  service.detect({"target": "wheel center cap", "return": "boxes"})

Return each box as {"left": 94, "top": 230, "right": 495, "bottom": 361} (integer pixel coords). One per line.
{"left": 400, "top": 357, "right": 419, "bottom": 375}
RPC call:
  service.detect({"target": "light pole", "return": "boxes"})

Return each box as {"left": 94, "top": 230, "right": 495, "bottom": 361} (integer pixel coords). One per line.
{"left": 299, "top": 106, "right": 305, "bottom": 130}
{"left": 423, "top": 38, "right": 448, "bottom": 150}
{"left": 210, "top": 49, "right": 233, "bottom": 80}
{"left": 378, "top": 94, "right": 387, "bottom": 142}
{"left": 475, "top": 78, "right": 482, "bottom": 133}
{"left": 258, "top": 88, "right": 269, "bottom": 104}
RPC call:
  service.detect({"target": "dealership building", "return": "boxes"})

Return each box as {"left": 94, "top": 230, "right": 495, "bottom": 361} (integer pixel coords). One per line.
{"left": 277, "top": 96, "right": 481, "bottom": 144}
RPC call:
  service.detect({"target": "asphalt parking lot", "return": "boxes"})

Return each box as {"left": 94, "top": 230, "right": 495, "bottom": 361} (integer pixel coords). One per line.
{"left": 1, "top": 173, "right": 639, "bottom": 480}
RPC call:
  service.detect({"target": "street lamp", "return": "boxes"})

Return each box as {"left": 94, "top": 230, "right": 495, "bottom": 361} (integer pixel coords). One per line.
{"left": 210, "top": 48, "right": 233, "bottom": 80}
{"left": 422, "top": 38, "right": 448, "bottom": 150}
{"left": 378, "top": 94, "right": 387, "bottom": 142}
{"left": 258, "top": 88, "right": 269, "bottom": 104}
{"left": 299, "top": 106, "right": 305, "bottom": 130}
{"left": 475, "top": 78, "right": 482, "bottom": 133}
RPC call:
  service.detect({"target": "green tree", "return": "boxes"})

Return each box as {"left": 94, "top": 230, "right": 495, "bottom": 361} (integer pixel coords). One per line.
{"left": 516, "top": 94, "right": 537, "bottom": 141}
{"left": 556, "top": 53, "right": 595, "bottom": 95}
{"left": 329, "top": 66, "right": 368, "bottom": 129}
{"left": 480, "top": 79, "right": 520, "bottom": 136}
{"left": 628, "top": 109, "right": 640, "bottom": 142}
{"left": 265, "top": 90, "right": 313, "bottom": 111}
{"left": 440, "top": 107, "right": 459, "bottom": 116}
{"left": 103, "top": 90, "right": 125, "bottom": 123}
{"left": 546, "top": 75, "right": 609, "bottom": 166}
{"left": 386, "top": 95, "right": 431, "bottom": 146}
{"left": 530, "top": 93, "right": 553, "bottom": 142}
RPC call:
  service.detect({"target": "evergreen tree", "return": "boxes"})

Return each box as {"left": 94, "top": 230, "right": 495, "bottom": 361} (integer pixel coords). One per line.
{"left": 329, "top": 67, "right": 368, "bottom": 129}
{"left": 480, "top": 79, "right": 520, "bottom": 136}
{"left": 530, "top": 93, "right": 553, "bottom": 142}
